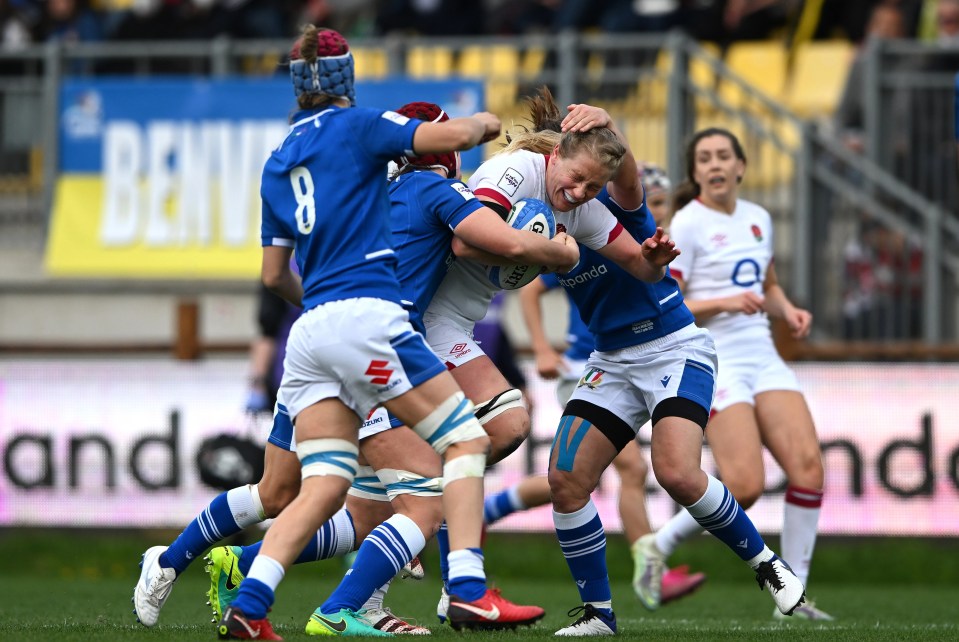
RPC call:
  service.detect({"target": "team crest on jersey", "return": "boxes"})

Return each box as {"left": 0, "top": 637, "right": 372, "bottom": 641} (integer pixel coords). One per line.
{"left": 577, "top": 367, "right": 605, "bottom": 390}
{"left": 496, "top": 167, "right": 524, "bottom": 196}
{"left": 556, "top": 223, "right": 567, "bottom": 234}
{"left": 751, "top": 224, "right": 763, "bottom": 242}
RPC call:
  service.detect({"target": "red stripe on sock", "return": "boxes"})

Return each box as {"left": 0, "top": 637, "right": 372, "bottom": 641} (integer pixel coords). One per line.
{"left": 785, "top": 485, "right": 823, "bottom": 508}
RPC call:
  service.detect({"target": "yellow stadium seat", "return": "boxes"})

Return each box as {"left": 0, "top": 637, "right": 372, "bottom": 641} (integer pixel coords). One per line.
{"left": 784, "top": 40, "right": 854, "bottom": 118}
{"left": 521, "top": 46, "right": 547, "bottom": 78}
{"left": 640, "top": 42, "right": 720, "bottom": 115}
{"left": 352, "top": 47, "right": 388, "bottom": 79}
{"left": 719, "top": 41, "right": 788, "bottom": 109}
{"left": 407, "top": 46, "right": 455, "bottom": 78}
{"left": 458, "top": 45, "right": 520, "bottom": 113}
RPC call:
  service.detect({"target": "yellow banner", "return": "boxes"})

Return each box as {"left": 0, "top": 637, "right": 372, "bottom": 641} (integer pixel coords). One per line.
{"left": 45, "top": 175, "right": 262, "bottom": 278}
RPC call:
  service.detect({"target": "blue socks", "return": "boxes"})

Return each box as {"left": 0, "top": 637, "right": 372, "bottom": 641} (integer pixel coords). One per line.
{"left": 160, "top": 486, "right": 262, "bottom": 574}
{"left": 484, "top": 485, "right": 525, "bottom": 525}
{"left": 554, "top": 500, "right": 611, "bottom": 608}
{"left": 685, "top": 474, "right": 766, "bottom": 562}
{"left": 237, "top": 508, "right": 354, "bottom": 576}
{"left": 321, "top": 514, "right": 425, "bottom": 613}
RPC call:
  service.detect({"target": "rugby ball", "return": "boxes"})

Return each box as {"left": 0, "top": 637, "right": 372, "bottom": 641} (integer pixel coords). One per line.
{"left": 486, "top": 198, "right": 556, "bottom": 290}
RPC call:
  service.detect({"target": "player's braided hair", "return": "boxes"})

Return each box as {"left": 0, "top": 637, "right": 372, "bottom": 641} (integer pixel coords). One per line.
{"left": 498, "top": 86, "right": 625, "bottom": 178}
{"left": 391, "top": 101, "right": 457, "bottom": 180}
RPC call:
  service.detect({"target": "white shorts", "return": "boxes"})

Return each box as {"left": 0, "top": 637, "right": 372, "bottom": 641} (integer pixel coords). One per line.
{"left": 568, "top": 324, "right": 717, "bottom": 432}
{"left": 359, "top": 407, "right": 397, "bottom": 441}
{"left": 712, "top": 339, "right": 801, "bottom": 412}
{"left": 422, "top": 312, "right": 485, "bottom": 369}
{"left": 556, "top": 358, "right": 588, "bottom": 407}
{"left": 280, "top": 298, "right": 446, "bottom": 423}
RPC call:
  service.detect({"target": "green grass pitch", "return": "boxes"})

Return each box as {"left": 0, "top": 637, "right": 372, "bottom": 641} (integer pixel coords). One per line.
{"left": 1, "top": 530, "right": 957, "bottom": 641}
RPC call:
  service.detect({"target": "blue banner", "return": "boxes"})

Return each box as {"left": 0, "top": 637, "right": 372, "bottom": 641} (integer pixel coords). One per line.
{"left": 59, "top": 77, "right": 485, "bottom": 172}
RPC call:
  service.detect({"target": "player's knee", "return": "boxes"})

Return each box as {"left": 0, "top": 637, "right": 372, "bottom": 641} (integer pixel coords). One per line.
{"left": 787, "top": 449, "right": 825, "bottom": 489}
{"left": 485, "top": 410, "right": 530, "bottom": 464}
{"left": 725, "top": 476, "right": 763, "bottom": 509}
{"left": 613, "top": 453, "right": 648, "bottom": 486}
{"left": 547, "top": 469, "right": 591, "bottom": 513}
{"left": 411, "top": 392, "right": 489, "bottom": 456}
{"left": 392, "top": 495, "right": 444, "bottom": 540}
{"left": 256, "top": 473, "right": 301, "bottom": 517}
{"left": 652, "top": 460, "right": 703, "bottom": 505}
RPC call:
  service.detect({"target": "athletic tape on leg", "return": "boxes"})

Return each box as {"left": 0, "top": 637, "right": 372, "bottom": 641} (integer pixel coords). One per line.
{"left": 411, "top": 392, "right": 487, "bottom": 455}
{"left": 348, "top": 464, "right": 390, "bottom": 501}
{"left": 473, "top": 388, "right": 525, "bottom": 426}
{"left": 443, "top": 453, "right": 487, "bottom": 487}
{"left": 376, "top": 468, "right": 443, "bottom": 499}
{"left": 551, "top": 416, "right": 592, "bottom": 472}
{"left": 297, "top": 438, "right": 359, "bottom": 481}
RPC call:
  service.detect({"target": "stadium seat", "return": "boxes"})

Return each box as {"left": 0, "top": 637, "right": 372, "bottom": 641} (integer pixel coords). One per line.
{"left": 718, "top": 41, "right": 788, "bottom": 110}
{"left": 458, "top": 45, "right": 519, "bottom": 113}
{"left": 639, "top": 42, "right": 720, "bottom": 115}
{"left": 784, "top": 40, "right": 854, "bottom": 118}
{"left": 406, "top": 46, "right": 455, "bottom": 78}
{"left": 352, "top": 47, "right": 388, "bottom": 79}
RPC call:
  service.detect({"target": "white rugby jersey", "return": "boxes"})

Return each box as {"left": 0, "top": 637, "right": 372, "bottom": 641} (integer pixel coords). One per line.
{"left": 669, "top": 198, "right": 775, "bottom": 343}
{"left": 425, "top": 149, "right": 623, "bottom": 328}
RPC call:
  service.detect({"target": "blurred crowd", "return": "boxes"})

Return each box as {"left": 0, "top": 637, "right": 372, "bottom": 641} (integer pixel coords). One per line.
{"left": 1, "top": 0, "right": 956, "bottom": 48}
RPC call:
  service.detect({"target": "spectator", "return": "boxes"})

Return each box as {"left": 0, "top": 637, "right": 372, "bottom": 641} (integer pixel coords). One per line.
{"left": 35, "top": 0, "right": 103, "bottom": 43}
{"left": 842, "top": 216, "right": 923, "bottom": 340}
{"left": 683, "top": 0, "right": 796, "bottom": 44}
{"left": 834, "top": 1, "right": 906, "bottom": 153}
{"left": 375, "top": 0, "right": 485, "bottom": 36}
{"left": 1, "top": 0, "right": 32, "bottom": 51}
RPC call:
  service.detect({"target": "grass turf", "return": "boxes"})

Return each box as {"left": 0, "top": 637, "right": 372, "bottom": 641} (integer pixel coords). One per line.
{"left": 2, "top": 530, "right": 957, "bottom": 641}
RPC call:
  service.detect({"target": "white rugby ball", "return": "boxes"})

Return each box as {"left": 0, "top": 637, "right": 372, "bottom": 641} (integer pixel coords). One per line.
{"left": 486, "top": 198, "right": 557, "bottom": 290}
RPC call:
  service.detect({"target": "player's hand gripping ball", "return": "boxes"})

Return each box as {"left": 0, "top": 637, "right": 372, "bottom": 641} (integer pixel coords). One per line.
{"left": 486, "top": 198, "right": 556, "bottom": 290}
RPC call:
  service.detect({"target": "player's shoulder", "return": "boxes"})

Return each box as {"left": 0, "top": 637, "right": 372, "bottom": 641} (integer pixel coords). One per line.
{"left": 736, "top": 198, "right": 772, "bottom": 221}
{"left": 670, "top": 199, "right": 703, "bottom": 227}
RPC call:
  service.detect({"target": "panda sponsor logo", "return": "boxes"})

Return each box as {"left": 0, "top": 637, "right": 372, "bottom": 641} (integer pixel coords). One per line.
{"left": 497, "top": 167, "right": 524, "bottom": 196}
{"left": 558, "top": 264, "right": 608, "bottom": 289}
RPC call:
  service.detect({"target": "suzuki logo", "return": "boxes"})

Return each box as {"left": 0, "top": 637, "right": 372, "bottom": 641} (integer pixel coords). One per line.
{"left": 365, "top": 360, "right": 393, "bottom": 386}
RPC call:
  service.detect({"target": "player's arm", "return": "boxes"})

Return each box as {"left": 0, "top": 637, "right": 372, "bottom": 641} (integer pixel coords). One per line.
{"left": 561, "top": 104, "right": 643, "bottom": 211}
{"left": 672, "top": 273, "right": 764, "bottom": 322}
{"left": 452, "top": 202, "right": 579, "bottom": 271}
{"left": 518, "top": 277, "right": 565, "bottom": 379}
{"left": 596, "top": 225, "right": 678, "bottom": 283}
{"left": 261, "top": 245, "right": 303, "bottom": 307}
{"left": 412, "top": 112, "right": 501, "bottom": 154}
{"left": 762, "top": 262, "right": 812, "bottom": 338}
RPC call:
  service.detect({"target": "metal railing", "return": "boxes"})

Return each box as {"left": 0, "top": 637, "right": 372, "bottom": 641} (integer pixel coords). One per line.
{"left": 0, "top": 32, "right": 955, "bottom": 346}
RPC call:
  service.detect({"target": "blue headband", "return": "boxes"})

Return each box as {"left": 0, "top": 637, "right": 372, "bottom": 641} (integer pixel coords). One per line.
{"left": 290, "top": 53, "right": 355, "bottom": 106}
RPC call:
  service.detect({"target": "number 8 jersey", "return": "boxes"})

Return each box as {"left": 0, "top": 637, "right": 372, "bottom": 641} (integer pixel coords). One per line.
{"left": 669, "top": 198, "right": 775, "bottom": 345}
{"left": 259, "top": 105, "right": 421, "bottom": 311}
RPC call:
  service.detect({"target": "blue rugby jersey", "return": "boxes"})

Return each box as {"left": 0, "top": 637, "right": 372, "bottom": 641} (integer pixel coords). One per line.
{"left": 557, "top": 188, "right": 694, "bottom": 352}
{"left": 259, "top": 106, "right": 421, "bottom": 311}
{"left": 389, "top": 170, "right": 486, "bottom": 332}
{"left": 539, "top": 273, "right": 594, "bottom": 362}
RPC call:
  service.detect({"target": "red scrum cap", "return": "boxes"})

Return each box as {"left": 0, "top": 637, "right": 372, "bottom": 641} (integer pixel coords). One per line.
{"left": 394, "top": 101, "right": 458, "bottom": 179}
